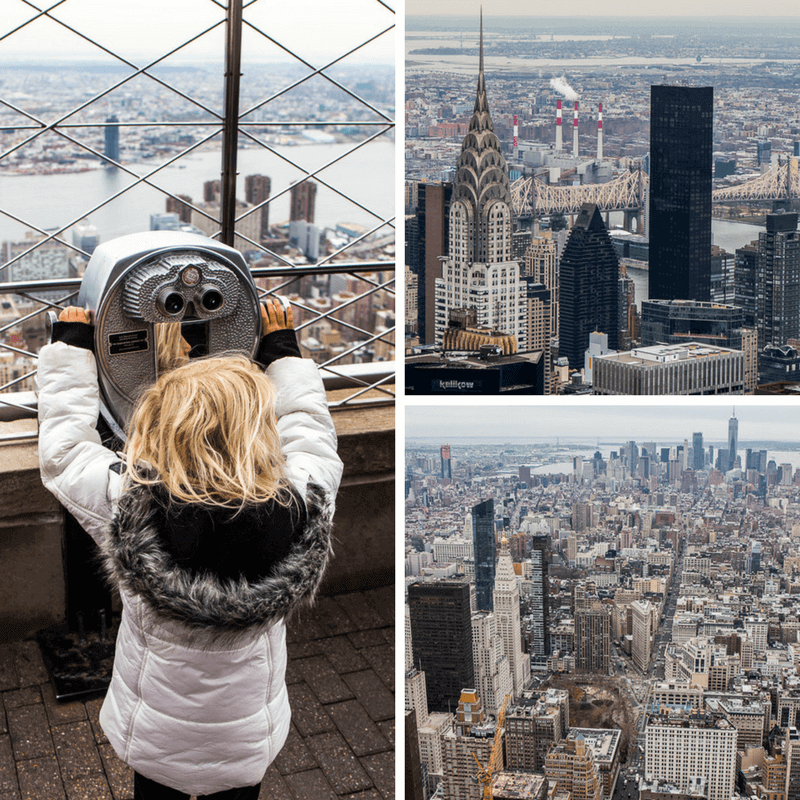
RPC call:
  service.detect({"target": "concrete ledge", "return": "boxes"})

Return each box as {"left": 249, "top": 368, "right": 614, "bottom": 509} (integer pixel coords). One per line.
{"left": 0, "top": 400, "right": 394, "bottom": 643}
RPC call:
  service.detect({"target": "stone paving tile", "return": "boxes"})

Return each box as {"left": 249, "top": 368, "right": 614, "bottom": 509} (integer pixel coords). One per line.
{"left": 310, "top": 597, "right": 358, "bottom": 637}
{"left": 284, "top": 658, "right": 305, "bottom": 686}
{"left": 341, "top": 671, "right": 393, "bottom": 723}
{"left": 12, "top": 644, "right": 47, "bottom": 690}
{"left": 41, "top": 684, "right": 86, "bottom": 727}
{"left": 257, "top": 764, "right": 291, "bottom": 799}
{"left": 63, "top": 773, "right": 113, "bottom": 800}
{"left": 376, "top": 721, "right": 394, "bottom": 748}
{"left": 286, "top": 637, "right": 329, "bottom": 660}
{"left": 326, "top": 701, "right": 389, "bottom": 758}
{"left": 346, "top": 630, "right": 388, "bottom": 650}
{"left": 53, "top": 721, "right": 103, "bottom": 781}
{"left": 296, "top": 657, "right": 355, "bottom": 705}
{"left": 273, "top": 723, "right": 317, "bottom": 776}
{"left": 97, "top": 743, "right": 132, "bottom": 800}
{"left": 7, "top": 705, "right": 53, "bottom": 760}
{"left": 360, "top": 752, "right": 394, "bottom": 800}
{"left": 0, "top": 791, "right": 21, "bottom": 800}
{"left": 16, "top": 754, "right": 65, "bottom": 800}
{"left": 283, "top": 768, "right": 338, "bottom": 800}
{"left": 305, "top": 732, "right": 372, "bottom": 795}
{"left": 287, "top": 683, "right": 336, "bottom": 738}
{"left": 333, "top": 593, "right": 389, "bottom": 632}
{"left": 0, "top": 696, "right": 6, "bottom": 736}
{"left": 286, "top": 614, "right": 326, "bottom": 644}
{"left": 0, "top": 649, "right": 18, "bottom": 693}
{"left": 84, "top": 700, "right": 108, "bottom": 745}
{"left": 1, "top": 689, "right": 40, "bottom": 710}
{"left": 361, "top": 588, "right": 393, "bottom": 624}
{"left": 320, "top": 636, "right": 370, "bottom": 675}
{"left": 344, "top": 792, "right": 383, "bottom": 800}
{"left": 359, "top": 646, "right": 393, "bottom": 692}
{"left": 0, "top": 736, "right": 17, "bottom": 794}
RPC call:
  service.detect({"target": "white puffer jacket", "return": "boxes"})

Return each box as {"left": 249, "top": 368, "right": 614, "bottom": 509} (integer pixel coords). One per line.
{"left": 37, "top": 341, "right": 343, "bottom": 796}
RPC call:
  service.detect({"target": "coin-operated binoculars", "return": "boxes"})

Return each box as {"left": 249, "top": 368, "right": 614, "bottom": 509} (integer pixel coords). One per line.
{"left": 73, "top": 231, "right": 261, "bottom": 439}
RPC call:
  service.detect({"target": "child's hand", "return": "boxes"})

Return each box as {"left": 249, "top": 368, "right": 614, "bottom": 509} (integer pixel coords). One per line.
{"left": 261, "top": 299, "right": 294, "bottom": 335}
{"left": 59, "top": 306, "right": 92, "bottom": 325}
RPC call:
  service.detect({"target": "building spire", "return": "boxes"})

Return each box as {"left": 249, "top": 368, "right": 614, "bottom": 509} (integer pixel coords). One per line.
{"left": 471, "top": 9, "right": 490, "bottom": 122}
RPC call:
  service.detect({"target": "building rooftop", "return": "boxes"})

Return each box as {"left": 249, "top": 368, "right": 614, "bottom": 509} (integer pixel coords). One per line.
{"left": 599, "top": 343, "right": 739, "bottom": 365}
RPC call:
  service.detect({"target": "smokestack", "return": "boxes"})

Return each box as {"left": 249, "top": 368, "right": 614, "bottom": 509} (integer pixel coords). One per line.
{"left": 573, "top": 101, "right": 579, "bottom": 158}
{"left": 556, "top": 99, "right": 563, "bottom": 152}
{"left": 513, "top": 114, "right": 518, "bottom": 154}
{"left": 597, "top": 102, "right": 603, "bottom": 161}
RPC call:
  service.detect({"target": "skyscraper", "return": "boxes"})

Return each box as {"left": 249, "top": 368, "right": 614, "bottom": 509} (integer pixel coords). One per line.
{"left": 755, "top": 213, "right": 800, "bottom": 349}
{"left": 728, "top": 411, "right": 738, "bottom": 471}
{"left": 494, "top": 534, "right": 530, "bottom": 696}
{"left": 434, "top": 15, "right": 526, "bottom": 349}
{"left": 244, "top": 174, "right": 272, "bottom": 239}
{"left": 408, "top": 581, "right": 474, "bottom": 712}
{"left": 692, "top": 432, "right": 704, "bottom": 471}
{"left": 290, "top": 180, "right": 317, "bottom": 223}
{"left": 574, "top": 604, "right": 611, "bottom": 674}
{"left": 104, "top": 114, "right": 120, "bottom": 166}
{"left": 440, "top": 444, "right": 452, "bottom": 479}
{"left": 649, "top": 85, "right": 713, "bottom": 302}
{"left": 472, "top": 499, "right": 496, "bottom": 612}
{"left": 529, "top": 536, "right": 550, "bottom": 659}
{"left": 557, "top": 203, "right": 620, "bottom": 369}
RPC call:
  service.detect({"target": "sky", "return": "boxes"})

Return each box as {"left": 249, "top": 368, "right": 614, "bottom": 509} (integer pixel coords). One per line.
{"left": 1, "top": 0, "right": 395, "bottom": 64}
{"left": 406, "top": 403, "right": 800, "bottom": 444}
{"left": 405, "top": 0, "right": 800, "bottom": 17}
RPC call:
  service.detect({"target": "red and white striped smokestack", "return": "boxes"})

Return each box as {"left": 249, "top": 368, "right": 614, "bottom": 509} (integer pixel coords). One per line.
{"left": 513, "top": 114, "right": 518, "bottom": 150}
{"left": 597, "top": 102, "right": 603, "bottom": 161}
{"left": 573, "top": 100, "right": 579, "bottom": 158}
{"left": 555, "top": 99, "right": 563, "bottom": 152}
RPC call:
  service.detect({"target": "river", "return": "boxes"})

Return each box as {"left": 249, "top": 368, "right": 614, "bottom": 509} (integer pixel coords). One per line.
{"left": 0, "top": 140, "right": 395, "bottom": 245}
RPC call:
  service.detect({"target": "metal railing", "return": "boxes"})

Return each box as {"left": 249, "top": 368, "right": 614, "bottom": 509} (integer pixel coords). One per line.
{"left": 0, "top": 0, "right": 395, "bottom": 420}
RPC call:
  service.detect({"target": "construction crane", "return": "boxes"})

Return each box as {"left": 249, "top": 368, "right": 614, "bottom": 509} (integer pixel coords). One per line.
{"left": 472, "top": 695, "right": 509, "bottom": 800}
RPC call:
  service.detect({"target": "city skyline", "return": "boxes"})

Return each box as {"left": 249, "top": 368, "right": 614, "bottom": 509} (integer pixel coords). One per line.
{"left": 406, "top": 404, "right": 800, "bottom": 442}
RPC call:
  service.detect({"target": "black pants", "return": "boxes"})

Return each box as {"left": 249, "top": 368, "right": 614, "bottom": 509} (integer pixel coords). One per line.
{"left": 133, "top": 772, "right": 261, "bottom": 800}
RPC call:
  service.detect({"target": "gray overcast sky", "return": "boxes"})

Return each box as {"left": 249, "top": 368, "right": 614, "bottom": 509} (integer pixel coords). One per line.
{"left": 405, "top": 0, "right": 798, "bottom": 16}
{"left": 406, "top": 404, "right": 800, "bottom": 443}
{"left": 1, "top": 0, "right": 394, "bottom": 64}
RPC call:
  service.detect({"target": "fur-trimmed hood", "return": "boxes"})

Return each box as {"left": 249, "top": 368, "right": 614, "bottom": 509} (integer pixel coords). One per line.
{"left": 100, "top": 482, "right": 333, "bottom": 639}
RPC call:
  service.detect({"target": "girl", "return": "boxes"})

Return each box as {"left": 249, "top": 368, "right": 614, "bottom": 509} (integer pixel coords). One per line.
{"left": 38, "top": 300, "right": 343, "bottom": 800}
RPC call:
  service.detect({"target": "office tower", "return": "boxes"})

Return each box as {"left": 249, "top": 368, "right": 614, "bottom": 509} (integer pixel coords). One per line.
{"left": 441, "top": 691, "right": 498, "bottom": 800}
{"left": 104, "top": 114, "right": 120, "bottom": 165}
{"left": 72, "top": 220, "right": 99, "bottom": 256}
{"left": 413, "top": 182, "right": 453, "bottom": 343}
{"left": 522, "top": 278, "right": 553, "bottom": 386}
{"left": 505, "top": 689, "right": 569, "bottom": 772}
{"left": 728, "top": 411, "right": 738, "bottom": 471}
{"left": 166, "top": 194, "right": 193, "bottom": 224}
{"left": 434, "top": 16, "right": 526, "bottom": 349}
{"left": 631, "top": 599, "right": 655, "bottom": 672}
{"left": 641, "top": 299, "right": 745, "bottom": 351}
{"left": 645, "top": 710, "right": 737, "bottom": 800}
{"left": 649, "top": 85, "right": 713, "bottom": 302}
{"left": 757, "top": 139, "right": 772, "bottom": 170}
{"left": 786, "top": 728, "right": 800, "bottom": 800}
{"left": 472, "top": 499, "right": 496, "bottom": 612}
{"left": 494, "top": 534, "right": 530, "bottom": 696}
{"left": 408, "top": 581, "right": 474, "bottom": 712}
{"left": 290, "top": 180, "right": 317, "bottom": 223}
{"left": 756, "top": 213, "right": 800, "bottom": 349}
{"left": 545, "top": 736, "right": 603, "bottom": 800}
{"left": 735, "top": 241, "right": 759, "bottom": 329}
{"left": 441, "top": 444, "right": 452, "bottom": 479}
{"left": 525, "top": 233, "right": 560, "bottom": 341}
{"left": 472, "top": 611, "right": 512, "bottom": 718}
{"left": 574, "top": 604, "right": 611, "bottom": 674}
{"left": 405, "top": 709, "right": 426, "bottom": 800}
{"left": 710, "top": 246, "right": 735, "bottom": 304}
{"left": 405, "top": 266, "right": 418, "bottom": 336}
{"left": 693, "top": 432, "right": 704, "bottom": 471}
{"left": 203, "top": 179, "right": 221, "bottom": 203}
{"left": 244, "top": 174, "right": 271, "bottom": 238}
{"left": 529, "top": 536, "right": 550, "bottom": 659}
{"left": 749, "top": 541, "right": 762, "bottom": 574}
{"left": 557, "top": 203, "right": 620, "bottom": 369}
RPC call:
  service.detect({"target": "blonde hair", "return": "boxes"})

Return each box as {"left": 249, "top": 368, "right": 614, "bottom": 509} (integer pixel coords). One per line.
{"left": 155, "top": 323, "right": 189, "bottom": 373}
{"left": 123, "top": 354, "right": 289, "bottom": 511}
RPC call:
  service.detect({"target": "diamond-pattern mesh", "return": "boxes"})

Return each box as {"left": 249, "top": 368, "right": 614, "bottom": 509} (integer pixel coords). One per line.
{"left": 0, "top": 0, "right": 395, "bottom": 420}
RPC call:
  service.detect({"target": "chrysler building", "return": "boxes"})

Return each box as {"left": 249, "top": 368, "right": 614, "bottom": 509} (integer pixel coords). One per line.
{"left": 434, "top": 14, "right": 525, "bottom": 348}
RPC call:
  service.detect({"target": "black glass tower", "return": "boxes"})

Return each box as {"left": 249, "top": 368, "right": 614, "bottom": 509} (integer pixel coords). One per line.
{"left": 407, "top": 581, "right": 474, "bottom": 712}
{"left": 472, "top": 499, "right": 495, "bottom": 612}
{"left": 649, "top": 85, "right": 713, "bottom": 302}
{"left": 104, "top": 114, "right": 120, "bottom": 166}
{"left": 558, "top": 203, "right": 620, "bottom": 369}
